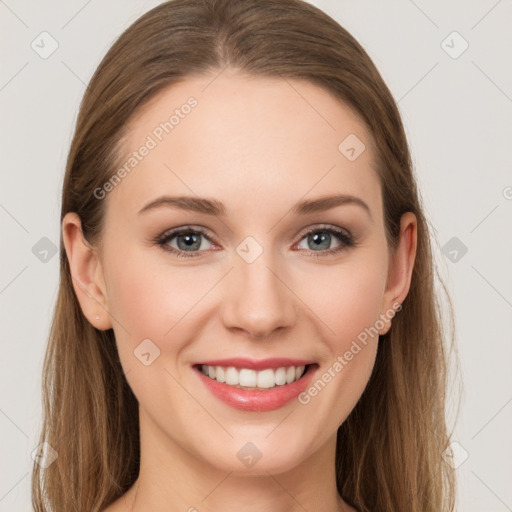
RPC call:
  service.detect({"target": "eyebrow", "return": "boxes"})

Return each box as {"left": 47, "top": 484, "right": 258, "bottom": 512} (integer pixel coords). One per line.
{"left": 138, "top": 194, "right": 372, "bottom": 219}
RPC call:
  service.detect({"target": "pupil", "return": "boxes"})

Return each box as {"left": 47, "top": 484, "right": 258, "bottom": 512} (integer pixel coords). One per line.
{"left": 179, "top": 233, "right": 200, "bottom": 250}
{"left": 310, "top": 232, "right": 330, "bottom": 250}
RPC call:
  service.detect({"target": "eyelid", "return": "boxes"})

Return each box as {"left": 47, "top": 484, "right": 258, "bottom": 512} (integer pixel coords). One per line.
{"left": 294, "top": 223, "right": 352, "bottom": 241}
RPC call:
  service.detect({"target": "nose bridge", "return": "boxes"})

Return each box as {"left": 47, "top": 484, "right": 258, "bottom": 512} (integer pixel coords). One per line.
{"left": 222, "top": 240, "right": 296, "bottom": 338}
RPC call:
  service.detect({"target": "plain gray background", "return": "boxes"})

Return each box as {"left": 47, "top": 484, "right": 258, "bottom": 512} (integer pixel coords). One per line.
{"left": 1, "top": 0, "right": 511, "bottom": 510}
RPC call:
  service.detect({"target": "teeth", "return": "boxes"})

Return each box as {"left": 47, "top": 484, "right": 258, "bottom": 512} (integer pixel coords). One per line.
{"left": 216, "top": 366, "right": 226, "bottom": 383}
{"left": 200, "top": 364, "right": 307, "bottom": 389}
{"left": 257, "top": 369, "right": 275, "bottom": 389}
{"left": 275, "top": 367, "right": 287, "bottom": 385}
{"left": 225, "top": 367, "right": 238, "bottom": 385}
{"left": 239, "top": 368, "right": 257, "bottom": 387}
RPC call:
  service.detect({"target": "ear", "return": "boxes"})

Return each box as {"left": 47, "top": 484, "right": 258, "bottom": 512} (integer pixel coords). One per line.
{"left": 379, "top": 211, "right": 418, "bottom": 334}
{"left": 62, "top": 212, "right": 112, "bottom": 330}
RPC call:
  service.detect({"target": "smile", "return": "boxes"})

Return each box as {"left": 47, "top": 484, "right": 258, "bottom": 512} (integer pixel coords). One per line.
{"left": 200, "top": 364, "right": 307, "bottom": 389}
{"left": 193, "top": 358, "right": 319, "bottom": 412}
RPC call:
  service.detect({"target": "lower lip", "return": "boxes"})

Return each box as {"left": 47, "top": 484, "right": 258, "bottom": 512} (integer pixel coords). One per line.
{"left": 194, "top": 365, "right": 318, "bottom": 412}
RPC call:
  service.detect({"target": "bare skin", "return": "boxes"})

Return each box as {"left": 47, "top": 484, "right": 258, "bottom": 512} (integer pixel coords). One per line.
{"left": 63, "top": 70, "right": 417, "bottom": 512}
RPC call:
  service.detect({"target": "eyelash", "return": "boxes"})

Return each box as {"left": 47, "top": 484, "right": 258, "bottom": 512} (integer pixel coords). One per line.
{"left": 154, "top": 225, "right": 356, "bottom": 259}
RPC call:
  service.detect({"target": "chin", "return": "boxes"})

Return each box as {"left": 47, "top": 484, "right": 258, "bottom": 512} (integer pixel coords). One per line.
{"left": 199, "top": 438, "right": 307, "bottom": 476}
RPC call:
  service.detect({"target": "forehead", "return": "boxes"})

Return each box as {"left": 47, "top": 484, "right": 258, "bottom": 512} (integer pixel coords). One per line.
{"left": 107, "top": 71, "right": 380, "bottom": 220}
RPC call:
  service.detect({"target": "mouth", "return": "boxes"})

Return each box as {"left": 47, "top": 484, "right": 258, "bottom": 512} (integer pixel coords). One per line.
{"left": 193, "top": 363, "right": 315, "bottom": 390}
{"left": 192, "top": 359, "right": 319, "bottom": 412}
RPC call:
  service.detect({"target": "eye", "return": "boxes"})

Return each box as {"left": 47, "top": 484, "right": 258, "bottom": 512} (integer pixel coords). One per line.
{"left": 295, "top": 226, "right": 355, "bottom": 257}
{"left": 155, "top": 227, "right": 215, "bottom": 258}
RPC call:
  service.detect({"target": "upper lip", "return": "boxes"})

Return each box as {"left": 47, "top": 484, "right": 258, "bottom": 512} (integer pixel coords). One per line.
{"left": 194, "top": 357, "right": 317, "bottom": 371}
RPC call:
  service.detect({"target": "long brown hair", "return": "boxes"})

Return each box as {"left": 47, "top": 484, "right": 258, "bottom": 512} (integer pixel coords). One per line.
{"left": 32, "top": 0, "right": 458, "bottom": 510}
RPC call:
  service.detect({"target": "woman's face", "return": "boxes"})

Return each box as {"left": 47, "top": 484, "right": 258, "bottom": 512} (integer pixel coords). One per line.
{"left": 67, "top": 71, "right": 415, "bottom": 476}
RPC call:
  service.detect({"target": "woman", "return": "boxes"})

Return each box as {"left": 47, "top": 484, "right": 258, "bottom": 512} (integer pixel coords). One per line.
{"left": 32, "top": 0, "right": 457, "bottom": 510}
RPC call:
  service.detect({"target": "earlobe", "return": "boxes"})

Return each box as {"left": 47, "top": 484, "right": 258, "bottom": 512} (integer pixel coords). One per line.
{"left": 62, "top": 212, "right": 112, "bottom": 330}
{"left": 379, "top": 212, "right": 418, "bottom": 334}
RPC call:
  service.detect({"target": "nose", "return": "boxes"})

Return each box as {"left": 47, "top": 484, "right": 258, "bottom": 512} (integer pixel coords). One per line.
{"left": 221, "top": 251, "right": 297, "bottom": 339}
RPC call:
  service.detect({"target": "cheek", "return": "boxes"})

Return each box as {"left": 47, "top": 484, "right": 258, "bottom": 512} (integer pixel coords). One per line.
{"left": 292, "top": 263, "right": 385, "bottom": 430}
{"left": 295, "top": 256, "right": 385, "bottom": 389}
{"left": 103, "top": 245, "right": 217, "bottom": 366}
{"left": 102, "top": 250, "right": 170, "bottom": 351}
{"left": 106, "top": 259, "right": 171, "bottom": 335}
{"left": 298, "top": 256, "right": 387, "bottom": 350}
